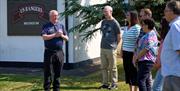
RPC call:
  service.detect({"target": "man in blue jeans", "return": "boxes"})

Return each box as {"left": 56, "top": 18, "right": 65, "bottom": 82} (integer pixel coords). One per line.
{"left": 161, "top": 1, "right": 180, "bottom": 91}
{"left": 41, "top": 10, "right": 68, "bottom": 91}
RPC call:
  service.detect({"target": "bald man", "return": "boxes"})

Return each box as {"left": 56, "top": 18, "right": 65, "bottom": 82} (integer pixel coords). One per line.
{"left": 41, "top": 10, "right": 68, "bottom": 91}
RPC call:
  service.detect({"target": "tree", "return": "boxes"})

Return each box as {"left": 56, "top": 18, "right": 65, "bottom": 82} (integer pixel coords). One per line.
{"left": 61, "top": 0, "right": 126, "bottom": 41}
{"left": 61, "top": 0, "right": 168, "bottom": 41}
{"left": 133, "top": 0, "right": 169, "bottom": 22}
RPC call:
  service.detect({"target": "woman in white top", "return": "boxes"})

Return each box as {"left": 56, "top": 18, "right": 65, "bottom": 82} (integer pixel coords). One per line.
{"left": 122, "top": 10, "right": 141, "bottom": 91}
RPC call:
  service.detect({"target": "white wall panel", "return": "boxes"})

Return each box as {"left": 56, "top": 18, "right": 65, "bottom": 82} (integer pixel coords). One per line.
{"left": 0, "top": 0, "right": 65, "bottom": 62}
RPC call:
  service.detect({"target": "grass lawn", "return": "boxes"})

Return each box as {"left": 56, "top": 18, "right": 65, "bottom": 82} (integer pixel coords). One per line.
{"left": 0, "top": 58, "right": 156, "bottom": 91}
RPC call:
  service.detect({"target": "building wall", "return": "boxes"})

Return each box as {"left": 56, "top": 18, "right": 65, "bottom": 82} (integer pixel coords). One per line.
{"left": 72, "top": 0, "right": 106, "bottom": 63}
{"left": 0, "top": 0, "right": 65, "bottom": 62}
{"left": 0, "top": 0, "right": 105, "bottom": 64}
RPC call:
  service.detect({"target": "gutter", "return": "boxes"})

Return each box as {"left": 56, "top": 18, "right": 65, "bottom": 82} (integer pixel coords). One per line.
{"left": 64, "top": 0, "right": 70, "bottom": 69}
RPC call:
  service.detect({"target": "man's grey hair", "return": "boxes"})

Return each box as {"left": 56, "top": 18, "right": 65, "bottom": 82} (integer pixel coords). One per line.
{"left": 104, "top": 5, "right": 113, "bottom": 12}
{"left": 49, "top": 10, "right": 58, "bottom": 16}
{"left": 167, "top": 0, "right": 180, "bottom": 15}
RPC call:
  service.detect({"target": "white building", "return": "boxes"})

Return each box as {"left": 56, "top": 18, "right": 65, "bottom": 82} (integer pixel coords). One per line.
{"left": 0, "top": 0, "right": 107, "bottom": 69}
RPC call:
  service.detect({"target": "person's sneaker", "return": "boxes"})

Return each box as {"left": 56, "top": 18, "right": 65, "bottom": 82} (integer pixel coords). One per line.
{"left": 98, "top": 84, "right": 109, "bottom": 89}
{"left": 108, "top": 84, "right": 118, "bottom": 90}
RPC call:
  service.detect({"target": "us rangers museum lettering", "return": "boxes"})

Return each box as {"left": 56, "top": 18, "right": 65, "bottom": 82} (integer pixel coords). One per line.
{"left": 19, "top": 6, "right": 43, "bottom": 13}
{"left": 7, "top": 0, "right": 57, "bottom": 35}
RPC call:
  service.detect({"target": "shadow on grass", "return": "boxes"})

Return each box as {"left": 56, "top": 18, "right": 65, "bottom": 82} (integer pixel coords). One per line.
{"left": 31, "top": 86, "right": 98, "bottom": 91}
{"left": 0, "top": 74, "right": 42, "bottom": 82}
{"left": 31, "top": 89, "right": 44, "bottom": 91}
{"left": 0, "top": 62, "right": 127, "bottom": 91}
{"left": 61, "top": 86, "right": 98, "bottom": 90}
{"left": 0, "top": 62, "right": 126, "bottom": 83}
{"left": 117, "top": 62, "right": 126, "bottom": 81}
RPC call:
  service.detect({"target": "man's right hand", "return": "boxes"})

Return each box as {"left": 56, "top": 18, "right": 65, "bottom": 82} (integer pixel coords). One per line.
{"left": 55, "top": 32, "right": 63, "bottom": 38}
{"left": 55, "top": 32, "right": 69, "bottom": 41}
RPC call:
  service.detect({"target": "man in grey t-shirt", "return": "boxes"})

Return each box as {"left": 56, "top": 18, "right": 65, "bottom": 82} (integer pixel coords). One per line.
{"left": 101, "top": 19, "right": 121, "bottom": 49}
{"left": 99, "top": 5, "right": 121, "bottom": 90}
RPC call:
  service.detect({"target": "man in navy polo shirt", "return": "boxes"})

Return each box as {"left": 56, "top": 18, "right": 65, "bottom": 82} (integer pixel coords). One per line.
{"left": 41, "top": 10, "right": 68, "bottom": 91}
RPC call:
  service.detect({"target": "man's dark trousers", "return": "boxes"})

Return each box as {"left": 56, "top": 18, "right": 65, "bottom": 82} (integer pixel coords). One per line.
{"left": 43, "top": 49, "right": 64, "bottom": 91}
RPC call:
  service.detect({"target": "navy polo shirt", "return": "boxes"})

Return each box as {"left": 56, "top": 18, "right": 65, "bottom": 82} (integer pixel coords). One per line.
{"left": 41, "top": 22, "right": 67, "bottom": 50}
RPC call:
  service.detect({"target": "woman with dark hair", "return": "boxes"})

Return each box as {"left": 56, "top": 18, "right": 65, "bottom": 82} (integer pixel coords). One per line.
{"left": 152, "top": 17, "right": 169, "bottom": 91}
{"left": 134, "top": 18, "right": 158, "bottom": 91}
{"left": 122, "top": 10, "right": 141, "bottom": 91}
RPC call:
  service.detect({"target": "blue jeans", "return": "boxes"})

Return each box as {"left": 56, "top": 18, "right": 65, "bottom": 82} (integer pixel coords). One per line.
{"left": 138, "top": 61, "right": 154, "bottom": 91}
{"left": 152, "top": 69, "right": 164, "bottom": 91}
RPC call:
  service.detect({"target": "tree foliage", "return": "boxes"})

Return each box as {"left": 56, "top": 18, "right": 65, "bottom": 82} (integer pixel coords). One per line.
{"left": 61, "top": 0, "right": 169, "bottom": 41}
{"left": 61, "top": 0, "right": 126, "bottom": 41}
{"left": 133, "top": 0, "right": 169, "bottom": 22}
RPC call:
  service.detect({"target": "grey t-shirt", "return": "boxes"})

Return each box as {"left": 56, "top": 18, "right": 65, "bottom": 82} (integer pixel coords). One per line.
{"left": 101, "top": 19, "right": 121, "bottom": 49}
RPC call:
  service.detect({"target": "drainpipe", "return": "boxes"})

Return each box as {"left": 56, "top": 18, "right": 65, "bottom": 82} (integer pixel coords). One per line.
{"left": 124, "top": 0, "right": 129, "bottom": 12}
{"left": 64, "top": 0, "right": 70, "bottom": 69}
{"left": 124, "top": 0, "right": 129, "bottom": 4}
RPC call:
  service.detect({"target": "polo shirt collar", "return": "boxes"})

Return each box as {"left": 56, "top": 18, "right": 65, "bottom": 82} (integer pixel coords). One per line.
{"left": 169, "top": 16, "right": 180, "bottom": 26}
